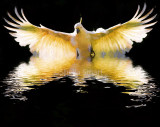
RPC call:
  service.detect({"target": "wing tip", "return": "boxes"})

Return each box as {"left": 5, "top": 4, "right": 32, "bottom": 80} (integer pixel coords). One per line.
{"left": 132, "top": 3, "right": 157, "bottom": 21}
{"left": 142, "top": 14, "right": 157, "bottom": 24}
{"left": 5, "top": 7, "right": 30, "bottom": 25}
{"left": 4, "top": 7, "right": 33, "bottom": 33}
{"left": 14, "top": 7, "right": 26, "bottom": 23}
{"left": 4, "top": 25, "right": 17, "bottom": 32}
{"left": 4, "top": 17, "right": 20, "bottom": 28}
{"left": 132, "top": 5, "right": 140, "bottom": 19}
{"left": 135, "top": 3, "right": 147, "bottom": 19}
{"left": 131, "top": 3, "right": 157, "bottom": 28}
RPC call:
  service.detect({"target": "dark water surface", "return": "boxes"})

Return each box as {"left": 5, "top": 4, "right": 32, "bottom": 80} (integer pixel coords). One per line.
{"left": 2, "top": 54, "right": 159, "bottom": 106}
{"left": 0, "top": 0, "right": 160, "bottom": 126}
{"left": 0, "top": 52, "right": 160, "bottom": 127}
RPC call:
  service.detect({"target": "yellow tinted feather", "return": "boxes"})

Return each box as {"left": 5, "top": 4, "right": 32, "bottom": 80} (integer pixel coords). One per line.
{"left": 91, "top": 4, "right": 157, "bottom": 53}
{"left": 4, "top": 8, "right": 76, "bottom": 58}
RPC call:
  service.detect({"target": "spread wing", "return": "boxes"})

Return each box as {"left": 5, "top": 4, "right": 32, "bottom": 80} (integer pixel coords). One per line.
{"left": 91, "top": 4, "right": 157, "bottom": 53}
{"left": 4, "top": 8, "right": 76, "bottom": 58}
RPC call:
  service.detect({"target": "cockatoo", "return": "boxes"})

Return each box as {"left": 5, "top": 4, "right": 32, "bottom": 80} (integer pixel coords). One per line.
{"left": 4, "top": 4, "right": 157, "bottom": 58}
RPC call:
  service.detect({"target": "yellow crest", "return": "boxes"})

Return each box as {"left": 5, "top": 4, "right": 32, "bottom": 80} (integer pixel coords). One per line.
{"left": 80, "top": 17, "right": 82, "bottom": 24}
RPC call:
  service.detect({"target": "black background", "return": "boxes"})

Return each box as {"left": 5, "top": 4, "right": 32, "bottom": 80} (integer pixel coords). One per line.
{"left": 0, "top": 0, "right": 160, "bottom": 126}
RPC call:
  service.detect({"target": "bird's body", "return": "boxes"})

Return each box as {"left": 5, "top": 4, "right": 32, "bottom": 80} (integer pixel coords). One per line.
{"left": 4, "top": 4, "right": 157, "bottom": 59}
{"left": 73, "top": 23, "right": 92, "bottom": 57}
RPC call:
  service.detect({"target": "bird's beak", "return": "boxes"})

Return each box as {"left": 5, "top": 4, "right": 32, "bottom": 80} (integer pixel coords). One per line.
{"left": 80, "top": 17, "right": 82, "bottom": 24}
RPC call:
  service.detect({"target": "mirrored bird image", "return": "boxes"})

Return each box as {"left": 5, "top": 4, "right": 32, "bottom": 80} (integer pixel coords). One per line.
{"left": 4, "top": 53, "right": 153, "bottom": 100}
{"left": 4, "top": 3, "right": 157, "bottom": 58}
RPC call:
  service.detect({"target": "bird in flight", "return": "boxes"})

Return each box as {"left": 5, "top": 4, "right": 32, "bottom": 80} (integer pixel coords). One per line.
{"left": 4, "top": 3, "right": 157, "bottom": 58}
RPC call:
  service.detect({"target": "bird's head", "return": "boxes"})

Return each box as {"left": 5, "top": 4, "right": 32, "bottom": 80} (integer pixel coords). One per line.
{"left": 74, "top": 18, "right": 86, "bottom": 34}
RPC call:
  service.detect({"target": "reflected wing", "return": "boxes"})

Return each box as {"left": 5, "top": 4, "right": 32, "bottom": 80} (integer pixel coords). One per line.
{"left": 91, "top": 4, "right": 157, "bottom": 53}
{"left": 4, "top": 8, "right": 76, "bottom": 57}
{"left": 92, "top": 55, "right": 149, "bottom": 88}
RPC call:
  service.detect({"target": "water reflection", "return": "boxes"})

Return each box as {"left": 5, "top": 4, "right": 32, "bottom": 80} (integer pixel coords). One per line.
{"left": 3, "top": 53, "right": 157, "bottom": 107}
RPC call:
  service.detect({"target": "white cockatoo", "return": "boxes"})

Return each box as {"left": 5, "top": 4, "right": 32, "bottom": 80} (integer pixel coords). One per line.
{"left": 4, "top": 4, "right": 157, "bottom": 58}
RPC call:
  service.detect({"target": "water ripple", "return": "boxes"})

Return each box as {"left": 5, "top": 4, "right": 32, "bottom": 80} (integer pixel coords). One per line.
{"left": 3, "top": 53, "right": 159, "bottom": 107}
